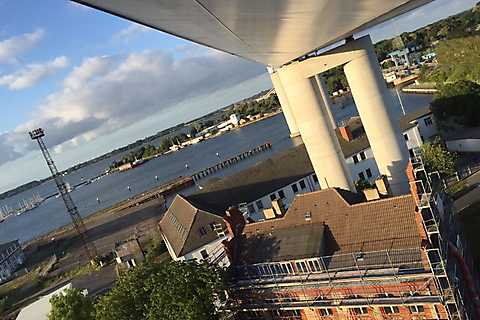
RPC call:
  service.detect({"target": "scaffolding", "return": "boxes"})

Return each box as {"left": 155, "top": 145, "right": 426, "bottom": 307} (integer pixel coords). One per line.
{"left": 410, "top": 148, "right": 464, "bottom": 319}
{"left": 229, "top": 151, "right": 470, "bottom": 319}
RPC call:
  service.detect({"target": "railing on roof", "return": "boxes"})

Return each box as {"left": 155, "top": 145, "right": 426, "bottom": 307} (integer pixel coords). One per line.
{"left": 232, "top": 248, "right": 425, "bottom": 283}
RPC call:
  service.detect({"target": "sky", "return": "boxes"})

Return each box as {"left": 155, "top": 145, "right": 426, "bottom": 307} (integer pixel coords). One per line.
{"left": 0, "top": 0, "right": 477, "bottom": 193}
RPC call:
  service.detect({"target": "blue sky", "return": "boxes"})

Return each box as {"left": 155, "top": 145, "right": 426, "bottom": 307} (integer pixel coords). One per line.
{"left": 0, "top": 0, "right": 477, "bottom": 193}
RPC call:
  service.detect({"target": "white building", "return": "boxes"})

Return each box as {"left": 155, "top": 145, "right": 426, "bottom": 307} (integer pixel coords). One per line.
{"left": 339, "top": 106, "right": 437, "bottom": 184}
{"left": 159, "top": 195, "right": 231, "bottom": 267}
{"left": 0, "top": 240, "right": 24, "bottom": 283}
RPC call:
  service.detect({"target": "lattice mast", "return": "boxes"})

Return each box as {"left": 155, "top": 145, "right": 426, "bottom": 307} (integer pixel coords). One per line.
{"left": 29, "top": 128, "right": 97, "bottom": 261}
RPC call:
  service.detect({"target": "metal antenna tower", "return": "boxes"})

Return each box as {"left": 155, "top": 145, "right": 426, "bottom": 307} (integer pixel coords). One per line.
{"left": 29, "top": 128, "right": 97, "bottom": 261}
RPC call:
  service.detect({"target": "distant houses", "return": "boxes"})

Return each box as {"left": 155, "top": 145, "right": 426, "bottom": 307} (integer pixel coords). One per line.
{"left": 0, "top": 240, "right": 24, "bottom": 283}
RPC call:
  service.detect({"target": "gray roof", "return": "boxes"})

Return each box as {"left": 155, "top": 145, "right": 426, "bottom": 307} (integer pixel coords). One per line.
{"left": 452, "top": 171, "right": 480, "bottom": 213}
{"left": 187, "top": 108, "right": 428, "bottom": 212}
{"left": 237, "top": 224, "right": 325, "bottom": 264}
{"left": 159, "top": 195, "right": 226, "bottom": 257}
{"left": 187, "top": 144, "right": 314, "bottom": 210}
{"left": 0, "top": 239, "right": 19, "bottom": 254}
{"left": 399, "top": 106, "right": 432, "bottom": 132}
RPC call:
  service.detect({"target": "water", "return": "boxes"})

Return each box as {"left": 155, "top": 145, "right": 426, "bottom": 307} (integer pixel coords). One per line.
{"left": 0, "top": 91, "right": 432, "bottom": 243}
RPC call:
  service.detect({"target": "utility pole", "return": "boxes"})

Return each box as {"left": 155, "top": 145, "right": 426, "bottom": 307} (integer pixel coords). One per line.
{"left": 29, "top": 128, "right": 97, "bottom": 261}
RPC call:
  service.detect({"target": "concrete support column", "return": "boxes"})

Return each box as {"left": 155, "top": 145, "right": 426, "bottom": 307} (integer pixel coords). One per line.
{"left": 343, "top": 38, "right": 409, "bottom": 195}
{"left": 315, "top": 75, "right": 337, "bottom": 129}
{"left": 278, "top": 65, "right": 355, "bottom": 192}
{"left": 269, "top": 69, "right": 300, "bottom": 137}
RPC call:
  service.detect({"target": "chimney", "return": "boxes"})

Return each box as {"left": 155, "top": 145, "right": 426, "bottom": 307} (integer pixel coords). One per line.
{"left": 339, "top": 125, "right": 353, "bottom": 141}
{"left": 224, "top": 206, "right": 246, "bottom": 239}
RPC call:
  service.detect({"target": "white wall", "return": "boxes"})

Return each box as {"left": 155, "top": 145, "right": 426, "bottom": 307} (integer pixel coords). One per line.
{"left": 447, "top": 139, "right": 480, "bottom": 153}
{"left": 245, "top": 174, "right": 320, "bottom": 221}
{"left": 416, "top": 114, "right": 437, "bottom": 140}
{"left": 345, "top": 148, "right": 380, "bottom": 183}
{"left": 182, "top": 236, "right": 230, "bottom": 267}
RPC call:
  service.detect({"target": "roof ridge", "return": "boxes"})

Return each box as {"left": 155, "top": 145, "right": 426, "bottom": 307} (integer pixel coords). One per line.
{"left": 347, "top": 193, "right": 413, "bottom": 208}
{"left": 178, "top": 208, "right": 200, "bottom": 256}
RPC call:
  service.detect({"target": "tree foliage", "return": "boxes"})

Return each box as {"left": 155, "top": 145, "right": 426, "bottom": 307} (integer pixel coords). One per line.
{"left": 48, "top": 288, "right": 95, "bottom": 320}
{"left": 355, "top": 179, "right": 374, "bottom": 192}
{"left": 434, "top": 36, "right": 480, "bottom": 84}
{"left": 232, "top": 94, "right": 279, "bottom": 118}
{"left": 431, "top": 80, "right": 480, "bottom": 127}
{"left": 421, "top": 137, "right": 457, "bottom": 175}
{"left": 95, "top": 261, "right": 225, "bottom": 320}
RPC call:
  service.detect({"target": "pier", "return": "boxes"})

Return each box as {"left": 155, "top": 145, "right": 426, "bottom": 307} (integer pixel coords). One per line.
{"left": 192, "top": 142, "right": 272, "bottom": 181}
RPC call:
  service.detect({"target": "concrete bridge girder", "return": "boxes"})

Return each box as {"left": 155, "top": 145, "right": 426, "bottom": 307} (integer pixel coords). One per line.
{"left": 271, "top": 35, "right": 409, "bottom": 195}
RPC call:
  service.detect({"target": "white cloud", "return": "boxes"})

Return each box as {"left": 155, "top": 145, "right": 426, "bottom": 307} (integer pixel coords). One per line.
{"left": 0, "top": 48, "right": 265, "bottom": 166}
{"left": 114, "top": 23, "right": 151, "bottom": 42}
{"left": 0, "top": 29, "right": 44, "bottom": 64}
{"left": 0, "top": 56, "right": 68, "bottom": 90}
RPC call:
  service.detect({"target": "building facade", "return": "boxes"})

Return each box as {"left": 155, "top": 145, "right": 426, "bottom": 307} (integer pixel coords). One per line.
{"left": 0, "top": 240, "right": 24, "bottom": 282}
{"left": 226, "top": 184, "right": 473, "bottom": 319}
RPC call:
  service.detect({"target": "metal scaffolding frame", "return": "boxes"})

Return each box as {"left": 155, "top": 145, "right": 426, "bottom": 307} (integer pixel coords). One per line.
{"left": 410, "top": 148, "right": 464, "bottom": 320}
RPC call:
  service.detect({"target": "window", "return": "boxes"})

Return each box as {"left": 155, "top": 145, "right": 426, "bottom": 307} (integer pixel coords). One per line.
{"left": 212, "top": 223, "right": 226, "bottom": 237}
{"left": 353, "top": 154, "right": 359, "bottom": 164}
{"left": 304, "top": 211, "right": 312, "bottom": 221}
{"left": 319, "top": 308, "right": 333, "bottom": 316}
{"left": 409, "top": 305, "right": 424, "bottom": 314}
{"left": 199, "top": 226, "right": 208, "bottom": 236}
{"left": 271, "top": 263, "right": 283, "bottom": 275}
{"left": 366, "top": 168, "right": 372, "bottom": 178}
{"left": 299, "top": 180, "right": 306, "bottom": 190}
{"left": 359, "top": 151, "right": 366, "bottom": 160}
{"left": 358, "top": 172, "right": 365, "bottom": 180}
{"left": 295, "top": 261, "right": 308, "bottom": 273}
{"left": 281, "top": 262, "right": 293, "bottom": 274}
{"left": 307, "top": 259, "right": 322, "bottom": 272}
{"left": 270, "top": 193, "right": 277, "bottom": 201}
{"left": 383, "top": 306, "right": 400, "bottom": 314}
{"left": 352, "top": 307, "right": 368, "bottom": 315}
{"left": 312, "top": 174, "right": 319, "bottom": 183}
{"left": 409, "top": 148, "right": 415, "bottom": 158}
{"left": 291, "top": 183, "right": 299, "bottom": 193}
{"left": 278, "top": 190, "right": 286, "bottom": 199}
{"left": 247, "top": 204, "right": 255, "bottom": 214}
{"left": 255, "top": 200, "right": 264, "bottom": 210}
{"left": 424, "top": 117, "right": 433, "bottom": 126}
{"left": 200, "top": 249, "right": 209, "bottom": 260}
{"left": 404, "top": 133, "right": 409, "bottom": 141}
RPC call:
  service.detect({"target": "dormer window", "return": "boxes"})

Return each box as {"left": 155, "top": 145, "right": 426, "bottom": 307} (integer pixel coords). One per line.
{"left": 304, "top": 211, "right": 312, "bottom": 221}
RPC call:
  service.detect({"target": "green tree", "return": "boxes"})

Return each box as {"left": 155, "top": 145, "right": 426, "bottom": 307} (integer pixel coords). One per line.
{"left": 434, "top": 36, "right": 480, "bottom": 84}
{"left": 48, "top": 288, "right": 95, "bottom": 320}
{"left": 420, "top": 137, "right": 457, "bottom": 175}
{"left": 355, "top": 179, "right": 374, "bottom": 191}
{"left": 95, "top": 261, "right": 225, "bottom": 320}
{"left": 431, "top": 80, "right": 480, "bottom": 127}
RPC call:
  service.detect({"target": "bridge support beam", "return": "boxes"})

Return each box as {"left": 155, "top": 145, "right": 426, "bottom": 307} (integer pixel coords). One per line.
{"left": 278, "top": 65, "right": 355, "bottom": 192}
{"left": 276, "top": 35, "right": 409, "bottom": 195}
{"left": 269, "top": 68, "right": 300, "bottom": 138}
{"left": 343, "top": 38, "right": 409, "bottom": 195}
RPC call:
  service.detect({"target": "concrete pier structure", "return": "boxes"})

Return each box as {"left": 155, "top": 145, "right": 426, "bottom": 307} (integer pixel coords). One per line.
{"left": 269, "top": 69, "right": 300, "bottom": 138}
{"left": 276, "top": 36, "right": 409, "bottom": 195}
{"left": 343, "top": 38, "right": 409, "bottom": 195}
{"left": 278, "top": 65, "right": 355, "bottom": 192}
